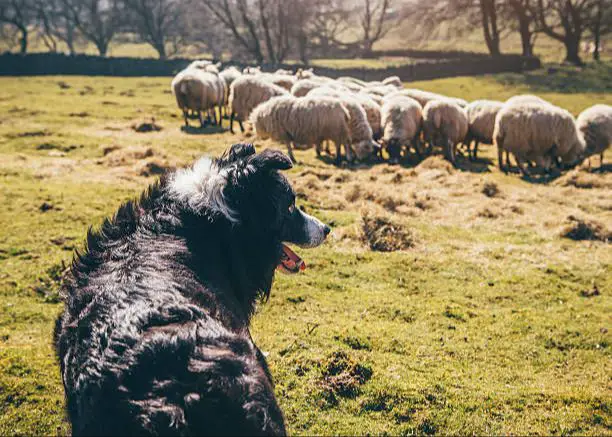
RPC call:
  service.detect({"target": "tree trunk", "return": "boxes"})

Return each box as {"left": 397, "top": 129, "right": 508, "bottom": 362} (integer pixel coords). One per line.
{"left": 593, "top": 0, "right": 602, "bottom": 61}
{"left": 480, "top": 0, "right": 501, "bottom": 56}
{"left": 18, "top": 25, "right": 28, "bottom": 54}
{"left": 517, "top": 10, "right": 533, "bottom": 56}
{"left": 95, "top": 40, "right": 108, "bottom": 57}
{"left": 564, "top": 34, "right": 582, "bottom": 65}
{"left": 155, "top": 41, "right": 167, "bottom": 60}
{"left": 66, "top": 27, "right": 76, "bottom": 55}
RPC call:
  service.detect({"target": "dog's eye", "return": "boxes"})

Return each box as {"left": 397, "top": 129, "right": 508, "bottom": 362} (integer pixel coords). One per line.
{"left": 288, "top": 203, "right": 296, "bottom": 214}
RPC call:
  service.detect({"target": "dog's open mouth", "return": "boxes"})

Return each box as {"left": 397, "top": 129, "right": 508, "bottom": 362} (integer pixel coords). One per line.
{"left": 278, "top": 244, "right": 305, "bottom": 274}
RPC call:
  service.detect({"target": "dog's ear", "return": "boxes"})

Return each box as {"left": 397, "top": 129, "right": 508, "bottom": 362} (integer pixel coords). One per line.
{"left": 219, "top": 143, "right": 256, "bottom": 167}
{"left": 249, "top": 149, "right": 293, "bottom": 172}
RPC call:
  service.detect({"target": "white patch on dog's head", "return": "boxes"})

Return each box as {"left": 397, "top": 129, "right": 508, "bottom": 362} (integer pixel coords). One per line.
{"left": 167, "top": 157, "right": 238, "bottom": 222}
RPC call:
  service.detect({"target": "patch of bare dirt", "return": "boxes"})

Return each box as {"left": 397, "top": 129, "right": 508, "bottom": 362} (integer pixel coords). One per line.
{"left": 560, "top": 215, "right": 610, "bottom": 243}
{"left": 132, "top": 118, "right": 163, "bottom": 133}
{"left": 361, "top": 209, "right": 415, "bottom": 252}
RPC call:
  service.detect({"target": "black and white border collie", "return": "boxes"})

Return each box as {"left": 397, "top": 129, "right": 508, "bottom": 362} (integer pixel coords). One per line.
{"left": 54, "top": 144, "right": 330, "bottom": 436}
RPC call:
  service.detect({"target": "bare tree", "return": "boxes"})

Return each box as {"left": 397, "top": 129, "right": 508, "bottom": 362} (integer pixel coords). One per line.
{"left": 503, "top": 0, "right": 538, "bottom": 56}
{"left": 479, "top": 0, "right": 501, "bottom": 55}
{"left": 0, "top": 0, "right": 35, "bottom": 53}
{"left": 587, "top": 0, "right": 612, "bottom": 60}
{"left": 34, "top": 0, "right": 81, "bottom": 54}
{"left": 121, "top": 0, "right": 188, "bottom": 59}
{"left": 307, "top": 0, "right": 353, "bottom": 58}
{"left": 534, "top": 0, "right": 600, "bottom": 65}
{"left": 61, "top": 0, "right": 121, "bottom": 56}
{"left": 359, "top": 0, "right": 395, "bottom": 55}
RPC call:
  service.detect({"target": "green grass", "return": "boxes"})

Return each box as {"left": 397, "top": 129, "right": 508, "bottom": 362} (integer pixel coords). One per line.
{"left": 0, "top": 70, "right": 611, "bottom": 435}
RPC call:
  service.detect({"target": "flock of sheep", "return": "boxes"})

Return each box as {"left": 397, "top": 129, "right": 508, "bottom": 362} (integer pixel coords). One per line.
{"left": 171, "top": 60, "right": 611, "bottom": 176}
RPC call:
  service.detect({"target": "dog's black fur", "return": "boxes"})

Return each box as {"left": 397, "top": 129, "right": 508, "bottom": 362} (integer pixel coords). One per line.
{"left": 55, "top": 144, "right": 328, "bottom": 436}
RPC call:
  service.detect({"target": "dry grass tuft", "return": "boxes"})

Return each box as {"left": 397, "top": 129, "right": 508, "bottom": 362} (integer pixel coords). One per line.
{"left": 317, "top": 351, "right": 373, "bottom": 406}
{"left": 103, "top": 146, "right": 156, "bottom": 167}
{"left": 131, "top": 118, "right": 163, "bottom": 133}
{"left": 555, "top": 169, "right": 611, "bottom": 190}
{"left": 477, "top": 207, "right": 502, "bottom": 219}
{"left": 416, "top": 156, "right": 455, "bottom": 174}
{"left": 345, "top": 184, "right": 362, "bottom": 202}
{"left": 560, "top": 215, "right": 611, "bottom": 242}
{"left": 361, "top": 209, "right": 415, "bottom": 252}
{"left": 137, "top": 159, "right": 174, "bottom": 177}
{"left": 482, "top": 182, "right": 501, "bottom": 198}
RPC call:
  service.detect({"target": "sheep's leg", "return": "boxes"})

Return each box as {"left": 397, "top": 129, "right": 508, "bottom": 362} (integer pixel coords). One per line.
{"left": 497, "top": 144, "right": 506, "bottom": 172}
{"left": 286, "top": 142, "right": 297, "bottom": 163}
{"left": 183, "top": 109, "right": 189, "bottom": 127}
{"left": 515, "top": 156, "right": 531, "bottom": 178}
{"left": 600, "top": 153, "right": 604, "bottom": 168}
{"left": 316, "top": 142, "right": 322, "bottom": 157}
{"left": 211, "top": 108, "right": 218, "bottom": 126}
{"left": 473, "top": 140, "right": 480, "bottom": 160}
{"left": 447, "top": 138, "right": 457, "bottom": 166}
{"left": 198, "top": 111, "right": 204, "bottom": 128}
{"left": 413, "top": 138, "right": 422, "bottom": 159}
{"left": 325, "top": 141, "right": 332, "bottom": 155}
{"left": 238, "top": 120, "right": 245, "bottom": 133}
{"left": 335, "top": 143, "right": 343, "bottom": 166}
{"left": 230, "top": 112, "right": 235, "bottom": 134}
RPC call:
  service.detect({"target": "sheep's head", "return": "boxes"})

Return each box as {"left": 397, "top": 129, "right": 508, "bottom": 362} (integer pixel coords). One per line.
{"left": 353, "top": 139, "right": 381, "bottom": 161}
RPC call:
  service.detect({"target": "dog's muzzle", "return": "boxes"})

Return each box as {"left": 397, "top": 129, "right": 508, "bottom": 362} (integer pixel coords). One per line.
{"left": 298, "top": 210, "right": 331, "bottom": 248}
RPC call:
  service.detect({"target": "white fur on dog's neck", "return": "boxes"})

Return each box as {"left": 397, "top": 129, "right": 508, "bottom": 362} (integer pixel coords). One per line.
{"left": 168, "top": 157, "right": 238, "bottom": 222}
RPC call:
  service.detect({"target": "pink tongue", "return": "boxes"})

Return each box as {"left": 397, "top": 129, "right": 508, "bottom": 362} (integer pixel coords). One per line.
{"left": 278, "top": 244, "right": 306, "bottom": 274}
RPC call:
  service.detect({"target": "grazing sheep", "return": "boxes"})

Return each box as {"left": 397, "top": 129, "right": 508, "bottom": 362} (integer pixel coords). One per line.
{"left": 494, "top": 102, "right": 586, "bottom": 176}
{"left": 290, "top": 78, "right": 335, "bottom": 97}
{"left": 576, "top": 104, "right": 612, "bottom": 166}
{"left": 308, "top": 87, "right": 382, "bottom": 140}
{"left": 380, "top": 95, "right": 423, "bottom": 162}
{"left": 382, "top": 76, "right": 403, "bottom": 88}
{"left": 219, "top": 66, "right": 242, "bottom": 118}
{"left": 296, "top": 68, "right": 315, "bottom": 79}
{"left": 187, "top": 60, "right": 212, "bottom": 69}
{"left": 338, "top": 81, "right": 364, "bottom": 93}
{"left": 422, "top": 100, "right": 468, "bottom": 165}
{"left": 171, "top": 69, "right": 223, "bottom": 128}
{"left": 243, "top": 66, "right": 262, "bottom": 75}
{"left": 263, "top": 73, "right": 297, "bottom": 91}
{"left": 274, "top": 68, "right": 293, "bottom": 75}
{"left": 337, "top": 76, "right": 366, "bottom": 88}
{"left": 228, "top": 76, "right": 288, "bottom": 134}
{"left": 363, "top": 84, "right": 398, "bottom": 97}
{"left": 250, "top": 95, "right": 351, "bottom": 164}
{"left": 464, "top": 100, "right": 504, "bottom": 160}
{"left": 388, "top": 89, "right": 467, "bottom": 108}
{"left": 250, "top": 95, "right": 377, "bottom": 165}
{"left": 505, "top": 94, "right": 550, "bottom": 106}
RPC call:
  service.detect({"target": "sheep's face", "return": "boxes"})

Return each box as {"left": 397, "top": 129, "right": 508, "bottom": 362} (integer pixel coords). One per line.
{"left": 562, "top": 137, "right": 586, "bottom": 166}
{"left": 353, "top": 139, "right": 380, "bottom": 161}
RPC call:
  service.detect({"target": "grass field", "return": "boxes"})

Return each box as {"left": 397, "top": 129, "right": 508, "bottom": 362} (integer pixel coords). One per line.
{"left": 0, "top": 66, "right": 611, "bottom": 435}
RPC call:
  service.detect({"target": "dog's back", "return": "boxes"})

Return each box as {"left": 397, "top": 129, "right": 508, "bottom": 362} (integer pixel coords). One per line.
{"left": 55, "top": 191, "right": 286, "bottom": 436}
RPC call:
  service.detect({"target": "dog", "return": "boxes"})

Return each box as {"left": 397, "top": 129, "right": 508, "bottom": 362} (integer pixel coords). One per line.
{"left": 54, "top": 143, "right": 330, "bottom": 436}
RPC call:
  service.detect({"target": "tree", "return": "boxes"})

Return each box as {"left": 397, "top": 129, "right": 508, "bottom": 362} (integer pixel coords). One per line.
{"left": 503, "top": 0, "right": 538, "bottom": 56}
{"left": 121, "top": 0, "right": 188, "bottom": 59}
{"left": 359, "top": 0, "right": 395, "bottom": 55}
{"left": 34, "top": 0, "right": 81, "bottom": 54}
{"left": 0, "top": 0, "right": 35, "bottom": 53}
{"left": 534, "top": 0, "right": 599, "bottom": 65}
{"left": 587, "top": 0, "right": 612, "bottom": 60}
{"left": 479, "top": 0, "right": 501, "bottom": 56}
{"left": 60, "top": 0, "right": 121, "bottom": 56}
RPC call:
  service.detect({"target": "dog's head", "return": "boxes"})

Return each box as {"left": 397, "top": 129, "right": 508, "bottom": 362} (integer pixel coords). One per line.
{"left": 169, "top": 143, "right": 330, "bottom": 274}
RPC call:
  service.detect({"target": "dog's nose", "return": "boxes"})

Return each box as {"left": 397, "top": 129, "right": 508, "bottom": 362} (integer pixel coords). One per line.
{"left": 323, "top": 225, "right": 331, "bottom": 237}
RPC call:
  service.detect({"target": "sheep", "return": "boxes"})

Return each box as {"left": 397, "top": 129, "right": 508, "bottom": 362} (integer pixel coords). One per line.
{"left": 250, "top": 95, "right": 351, "bottom": 164}
{"left": 382, "top": 76, "right": 403, "bottom": 88}
{"left": 422, "top": 99, "right": 468, "bottom": 165}
{"left": 290, "top": 78, "right": 335, "bottom": 97}
{"left": 263, "top": 73, "right": 297, "bottom": 91}
{"left": 395, "top": 89, "right": 467, "bottom": 108}
{"left": 250, "top": 95, "right": 378, "bottom": 165}
{"left": 505, "top": 94, "right": 550, "bottom": 106}
{"left": 337, "top": 76, "right": 366, "bottom": 88}
{"left": 219, "top": 66, "right": 242, "bottom": 118}
{"left": 576, "top": 104, "right": 612, "bottom": 166}
{"left": 363, "top": 84, "right": 398, "bottom": 98}
{"left": 464, "top": 100, "right": 504, "bottom": 160}
{"left": 308, "top": 87, "right": 382, "bottom": 140}
{"left": 274, "top": 68, "right": 293, "bottom": 76}
{"left": 493, "top": 102, "right": 586, "bottom": 177}
{"left": 296, "top": 68, "right": 315, "bottom": 79}
{"left": 243, "top": 66, "right": 262, "bottom": 75}
{"left": 338, "top": 81, "right": 364, "bottom": 93}
{"left": 380, "top": 95, "right": 423, "bottom": 162}
{"left": 228, "top": 76, "right": 288, "bottom": 134}
{"left": 171, "top": 68, "right": 224, "bottom": 128}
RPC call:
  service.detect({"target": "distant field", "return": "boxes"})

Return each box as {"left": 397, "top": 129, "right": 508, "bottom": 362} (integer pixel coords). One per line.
{"left": 0, "top": 68, "right": 610, "bottom": 435}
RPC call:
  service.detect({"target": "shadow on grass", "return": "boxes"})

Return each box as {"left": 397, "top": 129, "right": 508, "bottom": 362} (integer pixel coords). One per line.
{"left": 493, "top": 62, "right": 612, "bottom": 94}
{"left": 180, "top": 125, "right": 227, "bottom": 135}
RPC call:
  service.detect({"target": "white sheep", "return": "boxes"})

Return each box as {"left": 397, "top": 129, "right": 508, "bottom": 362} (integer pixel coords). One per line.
{"left": 422, "top": 100, "right": 468, "bottom": 165}
{"left": 262, "top": 73, "right": 297, "bottom": 91}
{"left": 243, "top": 66, "right": 262, "bottom": 75}
{"left": 494, "top": 102, "right": 586, "bottom": 176}
{"left": 228, "top": 76, "right": 288, "bottom": 134}
{"left": 395, "top": 89, "right": 467, "bottom": 108}
{"left": 380, "top": 95, "right": 423, "bottom": 162}
{"left": 382, "top": 76, "right": 403, "bottom": 88}
{"left": 296, "top": 68, "right": 315, "bottom": 79}
{"left": 250, "top": 95, "right": 377, "bottom": 165}
{"left": 290, "top": 78, "right": 333, "bottom": 97}
{"left": 307, "top": 87, "right": 382, "bottom": 140}
{"left": 505, "top": 94, "right": 550, "bottom": 106}
{"left": 576, "top": 104, "right": 612, "bottom": 166}
{"left": 464, "top": 100, "right": 504, "bottom": 160}
{"left": 219, "top": 66, "right": 242, "bottom": 118}
{"left": 274, "top": 68, "right": 293, "bottom": 76}
{"left": 337, "top": 76, "right": 366, "bottom": 88}
{"left": 171, "top": 68, "right": 223, "bottom": 128}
